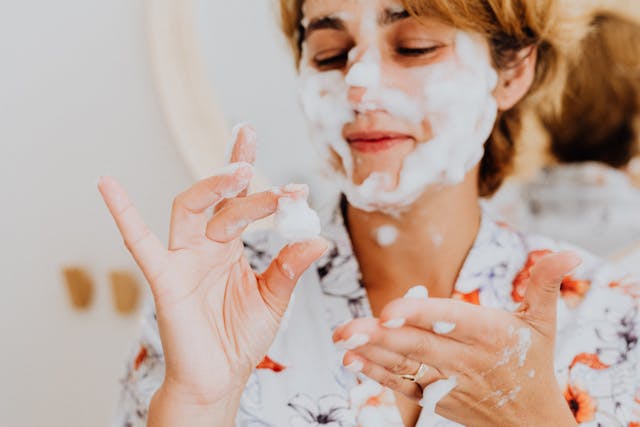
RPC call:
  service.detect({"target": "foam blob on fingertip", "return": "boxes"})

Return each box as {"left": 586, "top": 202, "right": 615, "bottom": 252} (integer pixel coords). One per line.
{"left": 404, "top": 285, "right": 429, "bottom": 299}
{"left": 274, "top": 197, "right": 322, "bottom": 243}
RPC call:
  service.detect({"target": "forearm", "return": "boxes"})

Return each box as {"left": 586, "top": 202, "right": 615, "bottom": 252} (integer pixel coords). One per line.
{"left": 147, "top": 383, "right": 245, "bottom": 427}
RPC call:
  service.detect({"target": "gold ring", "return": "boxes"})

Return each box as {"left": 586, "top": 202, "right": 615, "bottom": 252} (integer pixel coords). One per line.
{"left": 400, "top": 363, "right": 428, "bottom": 382}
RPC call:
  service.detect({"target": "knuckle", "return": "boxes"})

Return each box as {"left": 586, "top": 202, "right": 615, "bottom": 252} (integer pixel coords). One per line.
{"left": 410, "top": 338, "right": 429, "bottom": 359}
{"left": 380, "top": 373, "right": 401, "bottom": 390}
{"left": 172, "top": 193, "right": 186, "bottom": 209}
{"left": 389, "top": 355, "right": 413, "bottom": 375}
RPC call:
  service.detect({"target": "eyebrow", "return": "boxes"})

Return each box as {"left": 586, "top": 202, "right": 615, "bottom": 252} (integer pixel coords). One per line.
{"left": 302, "top": 8, "right": 410, "bottom": 41}
{"left": 303, "top": 16, "right": 347, "bottom": 41}
{"left": 379, "top": 9, "right": 411, "bottom": 26}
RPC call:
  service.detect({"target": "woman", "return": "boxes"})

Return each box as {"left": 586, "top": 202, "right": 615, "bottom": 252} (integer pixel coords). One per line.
{"left": 490, "top": 11, "right": 640, "bottom": 259}
{"left": 100, "top": 0, "right": 639, "bottom": 426}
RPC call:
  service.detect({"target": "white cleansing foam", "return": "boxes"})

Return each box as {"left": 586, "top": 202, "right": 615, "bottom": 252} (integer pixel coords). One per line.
{"left": 298, "top": 11, "right": 498, "bottom": 214}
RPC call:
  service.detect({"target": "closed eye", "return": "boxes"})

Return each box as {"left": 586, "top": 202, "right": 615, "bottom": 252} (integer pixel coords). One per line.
{"left": 314, "top": 50, "right": 349, "bottom": 69}
{"left": 396, "top": 46, "right": 441, "bottom": 57}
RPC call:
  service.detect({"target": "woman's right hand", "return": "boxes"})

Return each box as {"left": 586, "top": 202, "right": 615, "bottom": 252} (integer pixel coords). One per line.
{"left": 98, "top": 126, "right": 328, "bottom": 409}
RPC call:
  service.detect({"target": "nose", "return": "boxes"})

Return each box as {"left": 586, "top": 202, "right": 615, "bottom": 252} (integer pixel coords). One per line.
{"left": 348, "top": 86, "right": 367, "bottom": 105}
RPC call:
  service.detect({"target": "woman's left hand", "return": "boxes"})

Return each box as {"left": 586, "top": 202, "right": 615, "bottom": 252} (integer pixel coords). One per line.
{"left": 332, "top": 251, "right": 581, "bottom": 426}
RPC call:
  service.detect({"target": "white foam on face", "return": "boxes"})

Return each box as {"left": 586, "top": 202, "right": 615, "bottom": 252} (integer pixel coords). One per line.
{"left": 419, "top": 376, "right": 458, "bottom": 412}
{"left": 375, "top": 225, "right": 398, "bottom": 246}
{"left": 273, "top": 198, "right": 322, "bottom": 243}
{"left": 433, "top": 321, "right": 456, "bottom": 334}
{"left": 345, "top": 49, "right": 381, "bottom": 88}
{"left": 298, "top": 4, "right": 499, "bottom": 214}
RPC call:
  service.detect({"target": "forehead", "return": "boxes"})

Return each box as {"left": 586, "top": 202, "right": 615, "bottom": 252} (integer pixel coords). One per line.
{"left": 302, "top": 0, "right": 405, "bottom": 22}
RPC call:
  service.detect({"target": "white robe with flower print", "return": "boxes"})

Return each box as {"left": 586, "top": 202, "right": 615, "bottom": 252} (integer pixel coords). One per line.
{"left": 114, "top": 207, "right": 640, "bottom": 427}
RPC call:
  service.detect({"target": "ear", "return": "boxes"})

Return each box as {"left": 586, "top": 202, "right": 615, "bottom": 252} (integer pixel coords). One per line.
{"left": 493, "top": 46, "right": 538, "bottom": 111}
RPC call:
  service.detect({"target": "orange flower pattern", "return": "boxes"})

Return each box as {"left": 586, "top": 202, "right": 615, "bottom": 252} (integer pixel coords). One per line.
{"left": 564, "top": 385, "right": 597, "bottom": 423}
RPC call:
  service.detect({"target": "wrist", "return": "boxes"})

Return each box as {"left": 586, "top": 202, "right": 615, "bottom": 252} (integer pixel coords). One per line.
{"left": 536, "top": 385, "right": 578, "bottom": 427}
{"left": 148, "top": 379, "right": 248, "bottom": 427}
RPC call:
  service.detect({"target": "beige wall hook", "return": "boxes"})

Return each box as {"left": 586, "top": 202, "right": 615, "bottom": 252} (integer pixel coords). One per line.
{"left": 109, "top": 270, "right": 141, "bottom": 315}
{"left": 62, "top": 267, "right": 94, "bottom": 310}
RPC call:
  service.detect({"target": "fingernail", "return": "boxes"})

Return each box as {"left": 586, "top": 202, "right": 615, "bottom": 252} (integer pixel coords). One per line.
{"left": 335, "top": 333, "right": 370, "bottom": 350}
{"left": 382, "top": 318, "right": 405, "bottom": 328}
{"left": 221, "top": 161, "right": 253, "bottom": 176}
{"left": 345, "top": 360, "right": 363, "bottom": 373}
{"left": 281, "top": 183, "right": 309, "bottom": 199}
{"left": 433, "top": 321, "right": 456, "bottom": 334}
{"left": 404, "top": 285, "right": 429, "bottom": 299}
{"left": 95, "top": 176, "right": 104, "bottom": 188}
{"left": 565, "top": 252, "right": 583, "bottom": 269}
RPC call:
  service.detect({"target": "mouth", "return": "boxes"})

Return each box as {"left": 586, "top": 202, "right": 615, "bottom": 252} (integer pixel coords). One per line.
{"left": 345, "top": 131, "right": 414, "bottom": 153}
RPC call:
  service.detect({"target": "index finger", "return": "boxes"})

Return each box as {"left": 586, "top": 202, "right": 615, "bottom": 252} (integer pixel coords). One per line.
{"left": 98, "top": 176, "right": 168, "bottom": 286}
{"left": 214, "top": 124, "right": 258, "bottom": 214}
{"left": 227, "top": 124, "right": 257, "bottom": 198}
{"left": 379, "top": 297, "right": 500, "bottom": 344}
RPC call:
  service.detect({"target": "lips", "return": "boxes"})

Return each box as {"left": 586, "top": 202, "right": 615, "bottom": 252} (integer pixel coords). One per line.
{"left": 345, "top": 131, "right": 414, "bottom": 153}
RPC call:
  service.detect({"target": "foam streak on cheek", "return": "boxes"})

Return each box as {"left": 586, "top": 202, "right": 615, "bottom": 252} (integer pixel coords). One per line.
{"left": 298, "top": 67, "right": 355, "bottom": 177}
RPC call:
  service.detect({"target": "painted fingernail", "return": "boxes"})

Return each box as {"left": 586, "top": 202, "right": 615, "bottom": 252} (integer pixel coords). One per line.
{"left": 382, "top": 318, "right": 405, "bottom": 328}
{"left": 345, "top": 360, "right": 364, "bottom": 373}
{"left": 433, "top": 321, "right": 456, "bottom": 334}
{"left": 335, "top": 333, "right": 370, "bottom": 350}
{"left": 404, "top": 285, "right": 429, "bottom": 299}
{"left": 281, "top": 183, "right": 309, "bottom": 198}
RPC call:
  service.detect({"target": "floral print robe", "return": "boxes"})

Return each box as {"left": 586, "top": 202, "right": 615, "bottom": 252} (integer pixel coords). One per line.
{"left": 114, "top": 206, "right": 640, "bottom": 427}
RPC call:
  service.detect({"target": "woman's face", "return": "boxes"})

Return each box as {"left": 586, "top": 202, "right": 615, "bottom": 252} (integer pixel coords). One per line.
{"left": 298, "top": 0, "right": 500, "bottom": 213}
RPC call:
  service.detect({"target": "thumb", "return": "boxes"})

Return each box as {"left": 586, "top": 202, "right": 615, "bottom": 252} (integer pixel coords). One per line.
{"left": 258, "top": 237, "right": 329, "bottom": 317}
{"left": 521, "top": 251, "right": 582, "bottom": 335}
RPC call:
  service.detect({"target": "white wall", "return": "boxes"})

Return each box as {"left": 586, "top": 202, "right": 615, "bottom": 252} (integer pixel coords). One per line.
{"left": 0, "top": 1, "right": 193, "bottom": 426}
{"left": 195, "top": 0, "right": 337, "bottom": 210}
{"left": 0, "top": 1, "right": 325, "bottom": 425}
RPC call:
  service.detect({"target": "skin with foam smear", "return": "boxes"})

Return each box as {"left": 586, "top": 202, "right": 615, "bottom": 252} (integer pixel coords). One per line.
{"left": 298, "top": 18, "right": 499, "bottom": 214}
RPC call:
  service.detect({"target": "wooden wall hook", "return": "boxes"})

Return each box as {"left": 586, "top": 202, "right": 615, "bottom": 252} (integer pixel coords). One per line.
{"left": 109, "top": 270, "right": 141, "bottom": 315}
{"left": 62, "top": 267, "right": 94, "bottom": 310}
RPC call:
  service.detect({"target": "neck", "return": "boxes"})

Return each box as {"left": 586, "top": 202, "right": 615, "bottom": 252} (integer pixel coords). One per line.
{"left": 346, "top": 170, "right": 482, "bottom": 313}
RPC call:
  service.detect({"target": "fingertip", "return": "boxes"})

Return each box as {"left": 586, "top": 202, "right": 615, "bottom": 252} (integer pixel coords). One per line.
{"left": 231, "top": 122, "right": 250, "bottom": 142}
{"left": 561, "top": 251, "right": 583, "bottom": 270}
{"left": 540, "top": 250, "right": 583, "bottom": 273}
{"left": 288, "top": 236, "right": 328, "bottom": 252}
{"left": 281, "top": 183, "right": 310, "bottom": 199}
{"left": 229, "top": 123, "right": 258, "bottom": 164}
